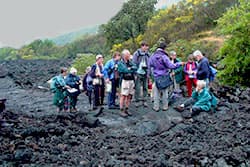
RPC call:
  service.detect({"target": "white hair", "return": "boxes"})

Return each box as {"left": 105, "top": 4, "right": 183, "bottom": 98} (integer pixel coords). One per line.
{"left": 193, "top": 50, "right": 203, "bottom": 57}
{"left": 197, "top": 80, "right": 206, "bottom": 89}
{"left": 170, "top": 51, "right": 176, "bottom": 55}
{"left": 85, "top": 66, "right": 91, "bottom": 73}
{"left": 70, "top": 67, "right": 77, "bottom": 74}
{"left": 121, "top": 49, "right": 130, "bottom": 57}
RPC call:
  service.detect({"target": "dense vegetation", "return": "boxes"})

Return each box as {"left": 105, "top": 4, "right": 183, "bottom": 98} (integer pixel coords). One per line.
{"left": 0, "top": 0, "right": 249, "bottom": 86}
{"left": 217, "top": 0, "right": 250, "bottom": 86}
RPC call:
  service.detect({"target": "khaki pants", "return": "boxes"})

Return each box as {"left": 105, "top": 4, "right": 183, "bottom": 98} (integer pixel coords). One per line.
{"left": 153, "top": 85, "right": 169, "bottom": 110}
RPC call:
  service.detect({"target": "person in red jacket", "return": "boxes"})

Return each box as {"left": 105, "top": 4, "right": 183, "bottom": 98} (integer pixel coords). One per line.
{"left": 184, "top": 54, "right": 198, "bottom": 97}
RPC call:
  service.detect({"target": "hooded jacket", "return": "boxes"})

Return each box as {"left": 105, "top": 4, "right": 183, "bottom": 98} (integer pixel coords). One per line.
{"left": 149, "top": 48, "right": 182, "bottom": 78}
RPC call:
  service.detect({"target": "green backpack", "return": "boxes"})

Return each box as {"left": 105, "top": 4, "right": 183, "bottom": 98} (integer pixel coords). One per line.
{"left": 50, "top": 76, "right": 61, "bottom": 93}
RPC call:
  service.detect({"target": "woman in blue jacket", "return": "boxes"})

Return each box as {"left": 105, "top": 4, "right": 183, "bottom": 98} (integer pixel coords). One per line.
{"left": 65, "top": 67, "right": 81, "bottom": 112}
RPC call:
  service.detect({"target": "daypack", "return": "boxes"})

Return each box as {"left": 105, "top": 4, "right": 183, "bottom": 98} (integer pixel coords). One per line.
{"left": 86, "top": 74, "right": 93, "bottom": 91}
{"left": 50, "top": 76, "right": 62, "bottom": 93}
{"left": 209, "top": 65, "right": 217, "bottom": 82}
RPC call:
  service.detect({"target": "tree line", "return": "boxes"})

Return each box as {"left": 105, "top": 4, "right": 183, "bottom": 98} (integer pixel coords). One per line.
{"left": 0, "top": 0, "right": 249, "bottom": 86}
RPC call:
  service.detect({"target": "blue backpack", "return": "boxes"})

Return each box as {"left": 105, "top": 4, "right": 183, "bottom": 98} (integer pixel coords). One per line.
{"left": 209, "top": 65, "right": 217, "bottom": 82}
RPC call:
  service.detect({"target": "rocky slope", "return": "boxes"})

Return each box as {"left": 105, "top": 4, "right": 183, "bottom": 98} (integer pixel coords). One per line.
{"left": 0, "top": 60, "right": 249, "bottom": 166}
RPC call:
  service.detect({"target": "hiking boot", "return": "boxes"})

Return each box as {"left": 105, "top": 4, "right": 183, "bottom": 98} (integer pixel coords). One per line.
{"left": 143, "top": 102, "right": 148, "bottom": 107}
{"left": 70, "top": 108, "right": 77, "bottom": 113}
{"left": 174, "top": 105, "right": 184, "bottom": 112}
{"left": 120, "top": 111, "right": 128, "bottom": 117}
{"left": 135, "top": 101, "right": 141, "bottom": 108}
{"left": 152, "top": 107, "right": 160, "bottom": 112}
{"left": 125, "top": 108, "right": 132, "bottom": 116}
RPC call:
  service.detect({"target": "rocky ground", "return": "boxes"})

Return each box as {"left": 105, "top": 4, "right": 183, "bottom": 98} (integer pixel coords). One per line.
{"left": 0, "top": 60, "right": 249, "bottom": 167}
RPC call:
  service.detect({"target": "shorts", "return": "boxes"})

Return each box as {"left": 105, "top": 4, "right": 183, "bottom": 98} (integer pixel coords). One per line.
{"left": 121, "top": 80, "right": 135, "bottom": 96}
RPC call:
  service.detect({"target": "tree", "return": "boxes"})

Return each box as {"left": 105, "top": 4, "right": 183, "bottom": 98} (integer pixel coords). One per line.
{"left": 101, "top": 0, "right": 157, "bottom": 49}
{"left": 217, "top": 0, "right": 250, "bottom": 86}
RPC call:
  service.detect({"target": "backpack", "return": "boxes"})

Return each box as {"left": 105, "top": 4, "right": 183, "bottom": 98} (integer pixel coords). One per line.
{"left": 86, "top": 74, "right": 93, "bottom": 91}
{"left": 50, "top": 76, "right": 61, "bottom": 93}
{"left": 209, "top": 65, "right": 217, "bottom": 82}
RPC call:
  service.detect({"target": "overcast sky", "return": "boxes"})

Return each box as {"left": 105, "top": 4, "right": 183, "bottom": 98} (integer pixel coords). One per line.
{"left": 0, "top": 0, "right": 167, "bottom": 49}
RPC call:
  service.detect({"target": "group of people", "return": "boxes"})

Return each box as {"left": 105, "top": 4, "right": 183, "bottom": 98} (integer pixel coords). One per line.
{"left": 50, "top": 67, "right": 81, "bottom": 112}
{"left": 51, "top": 41, "right": 217, "bottom": 118}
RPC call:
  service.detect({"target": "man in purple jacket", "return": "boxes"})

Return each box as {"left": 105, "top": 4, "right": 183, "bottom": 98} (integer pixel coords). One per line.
{"left": 149, "top": 41, "right": 183, "bottom": 112}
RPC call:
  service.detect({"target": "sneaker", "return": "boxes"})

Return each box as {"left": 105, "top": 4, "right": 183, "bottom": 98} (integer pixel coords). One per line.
{"left": 162, "top": 107, "right": 168, "bottom": 111}
{"left": 174, "top": 106, "right": 184, "bottom": 112}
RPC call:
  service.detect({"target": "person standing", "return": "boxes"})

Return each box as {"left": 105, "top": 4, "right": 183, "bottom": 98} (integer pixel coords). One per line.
{"left": 83, "top": 66, "right": 95, "bottom": 110}
{"left": 132, "top": 41, "right": 150, "bottom": 108}
{"left": 51, "top": 67, "right": 70, "bottom": 112}
{"left": 104, "top": 52, "right": 121, "bottom": 109}
{"left": 90, "top": 54, "right": 105, "bottom": 109}
{"left": 184, "top": 54, "right": 198, "bottom": 97}
{"left": 193, "top": 50, "right": 210, "bottom": 86}
{"left": 149, "top": 41, "right": 183, "bottom": 112}
{"left": 169, "top": 51, "right": 183, "bottom": 92}
{"left": 65, "top": 67, "right": 81, "bottom": 112}
{"left": 118, "top": 49, "right": 137, "bottom": 117}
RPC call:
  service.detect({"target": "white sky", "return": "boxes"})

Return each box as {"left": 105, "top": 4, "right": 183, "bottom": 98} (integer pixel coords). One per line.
{"left": 0, "top": 0, "right": 167, "bottom": 49}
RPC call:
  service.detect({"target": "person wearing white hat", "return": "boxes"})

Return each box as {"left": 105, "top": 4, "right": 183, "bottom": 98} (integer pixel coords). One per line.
{"left": 65, "top": 67, "right": 81, "bottom": 112}
{"left": 90, "top": 54, "right": 105, "bottom": 109}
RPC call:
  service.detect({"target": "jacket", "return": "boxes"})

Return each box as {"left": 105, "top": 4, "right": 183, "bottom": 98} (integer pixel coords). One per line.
{"left": 103, "top": 59, "right": 119, "bottom": 80}
{"left": 192, "top": 88, "right": 212, "bottom": 111}
{"left": 184, "top": 61, "right": 198, "bottom": 80}
{"left": 197, "top": 57, "right": 210, "bottom": 80}
{"left": 149, "top": 48, "right": 182, "bottom": 78}
{"left": 66, "top": 74, "right": 80, "bottom": 89}
{"left": 171, "top": 58, "right": 184, "bottom": 83}
{"left": 51, "top": 75, "right": 66, "bottom": 92}
{"left": 133, "top": 49, "right": 150, "bottom": 76}
{"left": 90, "top": 63, "right": 104, "bottom": 86}
{"left": 118, "top": 59, "right": 137, "bottom": 80}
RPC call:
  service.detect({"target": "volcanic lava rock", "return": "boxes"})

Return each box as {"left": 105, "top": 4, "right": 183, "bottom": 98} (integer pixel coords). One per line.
{"left": 0, "top": 59, "right": 249, "bottom": 166}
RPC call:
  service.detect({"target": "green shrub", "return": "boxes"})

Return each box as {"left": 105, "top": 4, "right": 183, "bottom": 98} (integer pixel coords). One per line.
{"left": 217, "top": 0, "right": 250, "bottom": 86}
{"left": 71, "top": 53, "right": 111, "bottom": 75}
